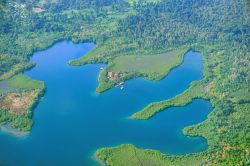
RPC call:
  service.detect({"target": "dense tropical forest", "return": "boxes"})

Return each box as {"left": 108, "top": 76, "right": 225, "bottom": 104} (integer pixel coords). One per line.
{"left": 0, "top": 0, "right": 249, "bottom": 165}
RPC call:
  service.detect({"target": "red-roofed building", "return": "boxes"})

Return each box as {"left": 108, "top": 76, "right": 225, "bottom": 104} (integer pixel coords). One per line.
{"left": 108, "top": 72, "right": 114, "bottom": 78}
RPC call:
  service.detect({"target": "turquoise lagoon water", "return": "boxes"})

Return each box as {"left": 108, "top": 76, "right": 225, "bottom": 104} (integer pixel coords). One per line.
{"left": 0, "top": 41, "right": 212, "bottom": 166}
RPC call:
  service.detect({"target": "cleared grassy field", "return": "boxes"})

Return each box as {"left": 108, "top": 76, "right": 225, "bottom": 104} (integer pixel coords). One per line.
{"left": 0, "top": 74, "right": 44, "bottom": 94}
{"left": 108, "top": 49, "right": 187, "bottom": 75}
{"left": 6, "top": 74, "right": 44, "bottom": 91}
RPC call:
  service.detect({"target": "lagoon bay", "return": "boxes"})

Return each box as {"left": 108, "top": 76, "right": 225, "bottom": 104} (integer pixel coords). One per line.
{"left": 0, "top": 41, "right": 212, "bottom": 166}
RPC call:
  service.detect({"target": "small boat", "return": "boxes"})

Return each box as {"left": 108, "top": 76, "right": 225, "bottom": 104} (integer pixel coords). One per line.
{"left": 120, "top": 86, "right": 124, "bottom": 90}
{"left": 119, "top": 82, "right": 125, "bottom": 85}
{"left": 100, "top": 67, "right": 104, "bottom": 70}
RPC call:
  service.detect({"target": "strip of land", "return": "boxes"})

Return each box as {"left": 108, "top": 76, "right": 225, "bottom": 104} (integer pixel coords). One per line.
{"left": 131, "top": 81, "right": 205, "bottom": 120}
{"left": 70, "top": 47, "right": 188, "bottom": 92}
{"left": 96, "top": 144, "right": 207, "bottom": 166}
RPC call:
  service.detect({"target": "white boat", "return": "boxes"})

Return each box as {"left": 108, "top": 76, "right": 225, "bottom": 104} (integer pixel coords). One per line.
{"left": 120, "top": 86, "right": 124, "bottom": 90}
{"left": 119, "top": 82, "right": 125, "bottom": 85}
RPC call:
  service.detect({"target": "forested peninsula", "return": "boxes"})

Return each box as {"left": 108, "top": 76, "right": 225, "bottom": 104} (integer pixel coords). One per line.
{"left": 0, "top": 0, "right": 249, "bottom": 165}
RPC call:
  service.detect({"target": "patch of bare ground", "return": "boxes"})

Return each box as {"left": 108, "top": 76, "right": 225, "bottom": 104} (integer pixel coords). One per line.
{"left": 0, "top": 90, "right": 40, "bottom": 115}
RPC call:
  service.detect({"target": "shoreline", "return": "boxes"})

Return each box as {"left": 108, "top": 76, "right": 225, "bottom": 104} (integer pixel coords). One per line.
{"left": 0, "top": 124, "right": 28, "bottom": 137}
{"left": 95, "top": 48, "right": 197, "bottom": 94}
{"left": 93, "top": 152, "right": 106, "bottom": 166}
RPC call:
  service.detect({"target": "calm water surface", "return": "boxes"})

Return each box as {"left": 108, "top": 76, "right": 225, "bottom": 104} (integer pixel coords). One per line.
{"left": 0, "top": 41, "right": 212, "bottom": 166}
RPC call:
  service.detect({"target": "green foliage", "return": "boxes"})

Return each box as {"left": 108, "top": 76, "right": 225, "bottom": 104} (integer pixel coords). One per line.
{"left": 96, "top": 144, "right": 207, "bottom": 166}
{"left": 95, "top": 48, "right": 187, "bottom": 92}
{"left": 131, "top": 81, "right": 204, "bottom": 120}
{"left": 127, "top": 44, "right": 250, "bottom": 165}
{"left": 0, "top": 0, "right": 249, "bottom": 165}
{"left": 0, "top": 109, "right": 32, "bottom": 132}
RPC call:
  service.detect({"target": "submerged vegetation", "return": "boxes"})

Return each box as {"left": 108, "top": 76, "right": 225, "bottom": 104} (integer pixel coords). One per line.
{"left": 0, "top": 0, "right": 249, "bottom": 165}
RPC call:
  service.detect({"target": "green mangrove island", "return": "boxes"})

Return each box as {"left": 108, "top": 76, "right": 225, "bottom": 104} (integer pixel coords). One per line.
{"left": 0, "top": 0, "right": 249, "bottom": 165}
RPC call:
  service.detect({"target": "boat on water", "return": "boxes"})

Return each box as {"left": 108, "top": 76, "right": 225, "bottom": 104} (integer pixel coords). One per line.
{"left": 120, "top": 86, "right": 124, "bottom": 90}
{"left": 119, "top": 82, "right": 125, "bottom": 85}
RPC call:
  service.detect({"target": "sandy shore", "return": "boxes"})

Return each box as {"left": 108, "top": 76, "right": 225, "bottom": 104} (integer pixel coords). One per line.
{"left": 0, "top": 124, "right": 28, "bottom": 137}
